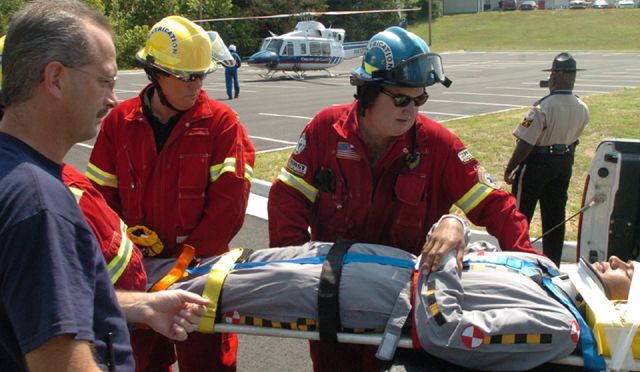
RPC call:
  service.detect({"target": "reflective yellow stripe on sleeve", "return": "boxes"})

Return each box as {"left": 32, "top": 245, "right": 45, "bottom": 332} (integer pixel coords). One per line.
{"left": 210, "top": 158, "right": 253, "bottom": 183}
{"left": 198, "top": 248, "right": 244, "bottom": 333}
{"left": 276, "top": 167, "right": 318, "bottom": 203}
{"left": 107, "top": 220, "right": 134, "bottom": 285}
{"left": 244, "top": 164, "right": 254, "bottom": 182}
{"left": 67, "top": 186, "right": 133, "bottom": 285}
{"left": 455, "top": 183, "right": 493, "bottom": 214}
{"left": 85, "top": 163, "right": 117, "bottom": 188}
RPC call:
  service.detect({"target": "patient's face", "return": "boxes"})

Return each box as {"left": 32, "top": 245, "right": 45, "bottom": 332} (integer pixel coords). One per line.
{"left": 592, "top": 256, "right": 634, "bottom": 300}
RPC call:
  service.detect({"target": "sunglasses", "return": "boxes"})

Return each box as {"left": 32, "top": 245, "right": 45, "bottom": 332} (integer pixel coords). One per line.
{"left": 169, "top": 72, "right": 207, "bottom": 82}
{"left": 380, "top": 88, "right": 429, "bottom": 107}
{"left": 155, "top": 68, "right": 207, "bottom": 82}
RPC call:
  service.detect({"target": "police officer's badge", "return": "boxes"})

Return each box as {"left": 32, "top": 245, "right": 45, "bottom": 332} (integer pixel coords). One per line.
{"left": 520, "top": 110, "right": 535, "bottom": 128}
{"left": 293, "top": 134, "right": 307, "bottom": 155}
{"left": 477, "top": 166, "right": 498, "bottom": 189}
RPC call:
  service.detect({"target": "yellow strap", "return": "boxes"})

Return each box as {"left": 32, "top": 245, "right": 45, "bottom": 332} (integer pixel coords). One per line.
{"left": 198, "top": 248, "right": 244, "bottom": 333}
{"left": 150, "top": 245, "right": 195, "bottom": 292}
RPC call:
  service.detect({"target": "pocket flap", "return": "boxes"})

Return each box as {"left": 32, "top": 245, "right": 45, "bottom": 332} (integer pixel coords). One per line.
{"left": 395, "top": 172, "right": 426, "bottom": 206}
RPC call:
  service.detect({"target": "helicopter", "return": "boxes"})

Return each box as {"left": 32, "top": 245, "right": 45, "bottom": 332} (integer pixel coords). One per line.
{"left": 194, "top": 8, "right": 419, "bottom": 80}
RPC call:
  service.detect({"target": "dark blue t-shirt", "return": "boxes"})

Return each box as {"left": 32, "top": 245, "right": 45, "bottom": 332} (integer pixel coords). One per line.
{"left": 0, "top": 133, "right": 133, "bottom": 370}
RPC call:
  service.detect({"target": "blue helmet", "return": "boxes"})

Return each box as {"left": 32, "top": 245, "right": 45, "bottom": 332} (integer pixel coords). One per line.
{"left": 351, "top": 26, "right": 451, "bottom": 88}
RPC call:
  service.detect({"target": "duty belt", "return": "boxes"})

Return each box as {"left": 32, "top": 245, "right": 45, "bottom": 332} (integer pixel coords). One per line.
{"left": 533, "top": 140, "right": 579, "bottom": 155}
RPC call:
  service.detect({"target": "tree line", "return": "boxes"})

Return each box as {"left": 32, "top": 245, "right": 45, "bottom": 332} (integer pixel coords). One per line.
{"left": 1, "top": 0, "right": 441, "bottom": 69}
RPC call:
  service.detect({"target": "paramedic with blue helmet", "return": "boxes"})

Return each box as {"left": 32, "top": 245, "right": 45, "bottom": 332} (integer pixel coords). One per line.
{"left": 268, "top": 26, "right": 539, "bottom": 371}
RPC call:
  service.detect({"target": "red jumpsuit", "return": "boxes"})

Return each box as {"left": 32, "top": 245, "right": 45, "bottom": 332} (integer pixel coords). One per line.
{"left": 62, "top": 164, "right": 147, "bottom": 291}
{"left": 87, "top": 86, "right": 254, "bottom": 372}
{"left": 268, "top": 101, "right": 539, "bottom": 372}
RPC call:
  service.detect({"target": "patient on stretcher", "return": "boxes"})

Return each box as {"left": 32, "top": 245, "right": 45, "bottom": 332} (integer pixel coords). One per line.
{"left": 144, "top": 241, "right": 637, "bottom": 371}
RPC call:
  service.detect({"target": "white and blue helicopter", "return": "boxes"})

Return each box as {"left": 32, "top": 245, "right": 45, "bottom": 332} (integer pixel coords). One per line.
{"left": 195, "top": 8, "right": 419, "bottom": 80}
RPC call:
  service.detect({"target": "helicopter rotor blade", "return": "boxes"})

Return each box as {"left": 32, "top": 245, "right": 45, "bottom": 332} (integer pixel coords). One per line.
{"left": 193, "top": 13, "right": 294, "bottom": 23}
{"left": 306, "top": 8, "right": 421, "bottom": 17}
{"left": 192, "top": 8, "right": 421, "bottom": 24}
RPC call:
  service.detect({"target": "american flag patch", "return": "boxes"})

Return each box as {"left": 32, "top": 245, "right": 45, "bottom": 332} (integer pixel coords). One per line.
{"left": 337, "top": 142, "right": 360, "bottom": 161}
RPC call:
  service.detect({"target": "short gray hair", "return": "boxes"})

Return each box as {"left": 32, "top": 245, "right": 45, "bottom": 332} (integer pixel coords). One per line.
{"left": 2, "top": 0, "right": 113, "bottom": 106}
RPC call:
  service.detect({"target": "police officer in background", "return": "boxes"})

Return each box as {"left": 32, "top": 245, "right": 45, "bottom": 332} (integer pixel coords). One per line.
{"left": 504, "top": 52, "right": 589, "bottom": 266}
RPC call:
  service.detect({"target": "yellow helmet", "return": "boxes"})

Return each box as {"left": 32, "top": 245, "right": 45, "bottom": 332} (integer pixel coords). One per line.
{"left": 136, "top": 16, "right": 216, "bottom": 80}
{"left": 0, "top": 35, "right": 5, "bottom": 92}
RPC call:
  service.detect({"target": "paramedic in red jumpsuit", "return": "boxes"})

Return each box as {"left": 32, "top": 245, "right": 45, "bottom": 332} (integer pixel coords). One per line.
{"left": 87, "top": 16, "right": 254, "bottom": 372}
{"left": 267, "top": 26, "right": 540, "bottom": 372}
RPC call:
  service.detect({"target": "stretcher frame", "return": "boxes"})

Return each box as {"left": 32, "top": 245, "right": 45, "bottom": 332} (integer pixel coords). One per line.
{"left": 212, "top": 323, "right": 587, "bottom": 368}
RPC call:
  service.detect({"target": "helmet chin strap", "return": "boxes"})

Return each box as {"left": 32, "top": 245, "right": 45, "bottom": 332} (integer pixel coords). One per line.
{"left": 152, "top": 79, "right": 186, "bottom": 114}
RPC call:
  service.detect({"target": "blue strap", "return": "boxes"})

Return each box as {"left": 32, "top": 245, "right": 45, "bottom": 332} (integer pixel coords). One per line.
{"left": 465, "top": 256, "right": 606, "bottom": 371}
{"left": 342, "top": 253, "right": 415, "bottom": 269}
{"left": 188, "top": 253, "right": 415, "bottom": 273}
{"left": 542, "top": 277, "right": 606, "bottom": 371}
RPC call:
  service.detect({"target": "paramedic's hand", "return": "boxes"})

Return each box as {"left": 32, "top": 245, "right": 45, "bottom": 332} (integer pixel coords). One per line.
{"left": 419, "top": 218, "right": 465, "bottom": 274}
{"left": 118, "top": 290, "right": 209, "bottom": 341}
{"left": 146, "top": 290, "right": 209, "bottom": 341}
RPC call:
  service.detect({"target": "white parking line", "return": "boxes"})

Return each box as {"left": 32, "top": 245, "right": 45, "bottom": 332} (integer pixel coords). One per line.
{"left": 75, "top": 142, "right": 94, "bottom": 149}
{"left": 420, "top": 111, "right": 467, "bottom": 117}
{"left": 259, "top": 113, "right": 313, "bottom": 120}
{"left": 443, "top": 92, "right": 540, "bottom": 99}
{"left": 249, "top": 135, "right": 297, "bottom": 145}
{"left": 429, "top": 99, "right": 524, "bottom": 108}
{"left": 488, "top": 86, "right": 607, "bottom": 94}
{"left": 256, "top": 145, "right": 295, "bottom": 154}
{"left": 523, "top": 82, "right": 638, "bottom": 88}
{"left": 242, "top": 83, "right": 308, "bottom": 89}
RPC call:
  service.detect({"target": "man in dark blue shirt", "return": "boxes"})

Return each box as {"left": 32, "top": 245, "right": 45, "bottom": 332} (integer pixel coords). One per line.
{"left": 0, "top": 1, "right": 208, "bottom": 370}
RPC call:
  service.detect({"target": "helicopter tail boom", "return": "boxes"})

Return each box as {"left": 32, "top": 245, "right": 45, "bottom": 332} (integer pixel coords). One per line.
{"left": 343, "top": 41, "right": 368, "bottom": 60}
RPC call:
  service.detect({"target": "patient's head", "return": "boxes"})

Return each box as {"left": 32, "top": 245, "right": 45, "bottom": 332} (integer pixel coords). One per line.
{"left": 590, "top": 256, "right": 637, "bottom": 301}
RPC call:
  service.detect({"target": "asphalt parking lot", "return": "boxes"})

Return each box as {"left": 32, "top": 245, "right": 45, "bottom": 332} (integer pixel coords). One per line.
{"left": 63, "top": 51, "right": 640, "bottom": 372}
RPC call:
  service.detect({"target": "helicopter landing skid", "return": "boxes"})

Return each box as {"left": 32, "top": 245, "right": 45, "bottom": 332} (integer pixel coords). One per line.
{"left": 323, "top": 69, "right": 336, "bottom": 77}
{"left": 284, "top": 71, "right": 306, "bottom": 80}
{"left": 258, "top": 71, "right": 278, "bottom": 79}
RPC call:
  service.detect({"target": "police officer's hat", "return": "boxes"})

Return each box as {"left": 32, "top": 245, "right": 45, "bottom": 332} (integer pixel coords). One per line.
{"left": 543, "top": 52, "right": 584, "bottom": 72}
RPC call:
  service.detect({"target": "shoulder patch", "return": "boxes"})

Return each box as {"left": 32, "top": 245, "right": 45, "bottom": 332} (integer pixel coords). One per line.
{"left": 477, "top": 166, "right": 498, "bottom": 189}
{"left": 520, "top": 110, "right": 535, "bottom": 128}
{"left": 293, "top": 134, "right": 307, "bottom": 155}
{"left": 457, "top": 148, "right": 475, "bottom": 165}
{"left": 286, "top": 158, "right": 308, "bottom": 177}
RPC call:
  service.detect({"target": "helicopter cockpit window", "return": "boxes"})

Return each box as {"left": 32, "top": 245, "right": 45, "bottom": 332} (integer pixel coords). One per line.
{"left": 300, "top": 43, "right": 307, "bottom": 55}
{"left": 265, "top": 39, "right": 283, "bottom": 54}
{"left": 285, "top": 42, "right": 294, "bottom": 56}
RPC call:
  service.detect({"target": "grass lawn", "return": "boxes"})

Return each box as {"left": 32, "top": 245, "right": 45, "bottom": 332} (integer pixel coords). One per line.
{"left": 411, "top": 8, "right": 640, "bottom": 52}
{"left": 253, "top": 87, "right": 640, "bottom": 240}
{"left": 254, "top": 9, "right": 639, "bottom": 240}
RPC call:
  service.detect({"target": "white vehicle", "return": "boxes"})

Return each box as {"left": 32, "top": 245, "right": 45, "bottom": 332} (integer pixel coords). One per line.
{"left": 616, "top": 0, "right": 636, "bottom": 8}
{"left": 578, "top": 139, "right": 640, "bottom": 263}
{"left": 569, "top": 0, "right": 588, "bottom": 8}
{"left": 592, "top": 0, "right": 611, "bottom": 8}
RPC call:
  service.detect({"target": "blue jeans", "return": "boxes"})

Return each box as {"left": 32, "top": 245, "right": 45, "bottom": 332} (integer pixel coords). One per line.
{"left": 225, "top": 69, "right": 239, "bottom": 98}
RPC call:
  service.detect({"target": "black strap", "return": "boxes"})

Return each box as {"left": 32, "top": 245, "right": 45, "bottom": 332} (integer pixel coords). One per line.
{"left": 318, "top": 239, "right": 354, "bottom": 342}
